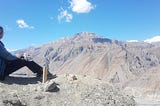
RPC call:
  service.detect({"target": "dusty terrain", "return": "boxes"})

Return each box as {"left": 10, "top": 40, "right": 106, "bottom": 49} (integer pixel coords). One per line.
{"left": 0, "top": 74, "right": 136, "bottom": 106}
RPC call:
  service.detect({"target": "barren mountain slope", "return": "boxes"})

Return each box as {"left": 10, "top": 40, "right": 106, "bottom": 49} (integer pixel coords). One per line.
{"left": 14, "top": 32, "right": 160, "bottom": 101}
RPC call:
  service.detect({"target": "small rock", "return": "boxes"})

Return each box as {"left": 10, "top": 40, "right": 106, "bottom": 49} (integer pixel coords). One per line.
{"left": 34, "top": 95, "right": 45, "bottom": 100}
{"left": 67, "top": 74, "right": 78, "bottom": 81}
{"left": 72, "top": 75, "right": 78, "bottom": 81}
{"left": 43, "top": 81, "right": 58, "bottom": 92}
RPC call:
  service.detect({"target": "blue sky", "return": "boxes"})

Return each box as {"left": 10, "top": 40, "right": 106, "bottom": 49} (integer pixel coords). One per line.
{"left": 0, "top": 0, "right": 160, "bottom": 50}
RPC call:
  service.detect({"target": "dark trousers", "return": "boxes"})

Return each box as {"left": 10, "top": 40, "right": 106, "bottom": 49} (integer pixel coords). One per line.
{"left": 4, "top": 59, "right": 43, "bottom": 76}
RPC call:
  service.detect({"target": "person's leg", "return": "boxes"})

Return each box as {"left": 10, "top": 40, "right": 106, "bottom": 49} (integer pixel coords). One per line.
{"left": 5, "top": 59, "right": 42, "bottom": 76}
{"left": 25, "top": 61, "right": 43, "bottom": 75}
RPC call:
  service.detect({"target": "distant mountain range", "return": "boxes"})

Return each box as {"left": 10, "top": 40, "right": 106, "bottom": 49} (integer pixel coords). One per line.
{"left": 14, "top": 32, "right": 160, "bottom": 101}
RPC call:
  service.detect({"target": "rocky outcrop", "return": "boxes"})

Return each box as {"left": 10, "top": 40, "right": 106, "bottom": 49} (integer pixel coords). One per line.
{"left": 0, "top": 74, "right": 136, "bottom": 106}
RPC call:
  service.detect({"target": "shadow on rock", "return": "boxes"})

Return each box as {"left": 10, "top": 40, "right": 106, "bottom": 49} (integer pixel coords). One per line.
{"left": 1, "top": 74, "right": 58, "bottom": 85}
{"left": 1, "top": 76, "right": 40, "bottom": 85}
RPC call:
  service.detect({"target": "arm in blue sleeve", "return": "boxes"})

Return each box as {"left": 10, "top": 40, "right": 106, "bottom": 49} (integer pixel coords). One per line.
{"left": 0, "top": 44, "right": 18, "bottom": 61}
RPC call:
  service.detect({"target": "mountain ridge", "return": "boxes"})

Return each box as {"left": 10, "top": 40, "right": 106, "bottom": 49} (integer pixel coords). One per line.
{"left": 14, "top": 32, "right": 160, "bottom": 102}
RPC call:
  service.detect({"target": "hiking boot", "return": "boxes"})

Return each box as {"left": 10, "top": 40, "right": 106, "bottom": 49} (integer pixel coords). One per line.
{"left": 36, "top": 71, "right": 56, "bottom": 81}
{"left": 47, "top": 71, "right": 57, "bottom": 80}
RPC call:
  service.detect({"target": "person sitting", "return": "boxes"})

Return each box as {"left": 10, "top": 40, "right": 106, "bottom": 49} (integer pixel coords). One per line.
{"left": 0, "top": 26, "right": 43, "bottom": 81}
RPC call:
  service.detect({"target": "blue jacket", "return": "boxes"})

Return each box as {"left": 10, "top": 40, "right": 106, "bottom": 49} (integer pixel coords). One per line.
{"left": 0, "top": 41, "right": 18, "bottom": 80}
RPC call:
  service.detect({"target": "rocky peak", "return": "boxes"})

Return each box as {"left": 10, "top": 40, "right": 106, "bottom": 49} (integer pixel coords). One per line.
{"left": 72, "top": 32, "right": 99, "bottom": 42}
{"left": 74, "top": 32, "right": 98, "bottom": 38}
{"left": 72, "top": 32, "right": 113, "bottom": 44}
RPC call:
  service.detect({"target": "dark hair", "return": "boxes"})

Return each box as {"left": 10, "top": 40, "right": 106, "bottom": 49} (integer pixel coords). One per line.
{"left": 0, "top": 26, "right": 3, "bottom": 31}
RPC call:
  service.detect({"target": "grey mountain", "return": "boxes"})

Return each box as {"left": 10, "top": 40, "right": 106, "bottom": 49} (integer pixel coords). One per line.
{"left": 14, "top": 32, "right": 160, "bottom": 103}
